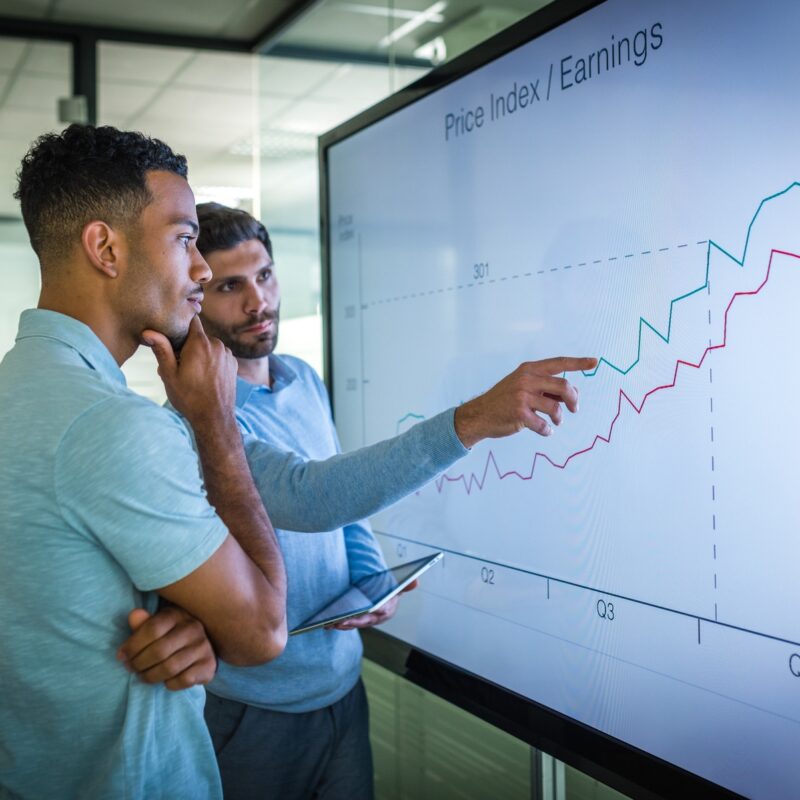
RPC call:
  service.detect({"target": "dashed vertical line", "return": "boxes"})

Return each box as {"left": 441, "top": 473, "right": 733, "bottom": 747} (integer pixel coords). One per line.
{"left": 709, "top": 288, "right": 718, "bottom": 623}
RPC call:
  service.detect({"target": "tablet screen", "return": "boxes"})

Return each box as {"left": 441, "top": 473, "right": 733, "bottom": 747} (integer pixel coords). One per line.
{"left": 290, "top": 552, "right": 443, "bottom": 635}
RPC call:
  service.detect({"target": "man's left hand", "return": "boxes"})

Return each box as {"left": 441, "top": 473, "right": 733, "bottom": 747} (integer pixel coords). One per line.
{"left": 327, "top": 580, "right": 418, "bottom": 631}
{"left": 117, "top": 606, "right": 217, "bottom": 690}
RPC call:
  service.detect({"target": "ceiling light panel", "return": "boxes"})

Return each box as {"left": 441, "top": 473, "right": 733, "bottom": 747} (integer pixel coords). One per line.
{"left": 378, "top": 0, "right": 447, "bottom": 47}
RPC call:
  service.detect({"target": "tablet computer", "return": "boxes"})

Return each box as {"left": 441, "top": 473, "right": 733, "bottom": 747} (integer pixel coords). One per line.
{"left": 289, "top": 552, "right": 443, "bottom": 635}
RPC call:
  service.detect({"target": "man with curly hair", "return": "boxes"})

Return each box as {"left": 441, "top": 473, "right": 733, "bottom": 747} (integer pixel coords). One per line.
{"left": 0, "top": 124, "right": 289, "bottom": 799}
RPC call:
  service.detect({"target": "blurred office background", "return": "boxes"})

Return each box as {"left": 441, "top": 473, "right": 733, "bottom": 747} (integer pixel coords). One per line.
{"left": 0, "top": 3, "right": 627, "bottom": 798}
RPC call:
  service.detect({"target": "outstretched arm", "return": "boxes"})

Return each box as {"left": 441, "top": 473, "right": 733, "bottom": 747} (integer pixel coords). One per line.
{"left": 247, "top": 356, "right": 596, "bottom": 532}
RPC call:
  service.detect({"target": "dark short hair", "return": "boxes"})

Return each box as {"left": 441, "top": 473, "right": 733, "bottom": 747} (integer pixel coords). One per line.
{"left": 15, "top": 123, "right": 187, "bottom": 264}
{"left": 196, "top": 202, "right": 273, "bottom": 260}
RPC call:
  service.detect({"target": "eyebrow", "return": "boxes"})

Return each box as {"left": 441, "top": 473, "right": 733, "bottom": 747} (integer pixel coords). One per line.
{"left": 209, "top": 263, "right": 273, "bottom": 283}
{"left": 169, "top": 217, "right": 199, "bottom": 234}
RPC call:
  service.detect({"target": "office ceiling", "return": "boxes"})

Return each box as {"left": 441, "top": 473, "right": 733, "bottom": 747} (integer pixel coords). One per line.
{"left": 0, "top": 37, "right": 425, "bottom": 220}
{"left": 0, "top": 0, "right": 304, "bottom": 42}
{"left": 0, "top": 0, "right": 554, "bottom": 220}
{"left": 282, "top": 0, "right": 552, "bottom": 61}
{"left": 0, "top": 0, "right": 553, "bottom": 58}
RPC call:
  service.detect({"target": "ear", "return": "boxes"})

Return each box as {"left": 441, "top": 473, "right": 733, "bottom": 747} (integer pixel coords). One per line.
{"left": 81, "top": 220, "right": 121, "bottom": 278}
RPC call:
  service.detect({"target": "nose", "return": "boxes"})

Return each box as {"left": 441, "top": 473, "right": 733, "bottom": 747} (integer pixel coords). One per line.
{"left": 190, "top": 249, "right": 212, "bottom": 285}
{"left": 243, "top": 280, "right": 268, "bottom": 315}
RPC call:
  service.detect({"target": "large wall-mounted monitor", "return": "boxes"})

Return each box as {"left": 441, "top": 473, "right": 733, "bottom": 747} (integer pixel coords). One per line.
{"left": 321, "top": 1, "right": 800, "bottom": 797}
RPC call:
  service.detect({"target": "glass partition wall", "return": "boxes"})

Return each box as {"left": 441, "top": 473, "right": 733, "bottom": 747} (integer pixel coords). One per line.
{"left": 0, "top": 37, "right": 71, "bottom": 361}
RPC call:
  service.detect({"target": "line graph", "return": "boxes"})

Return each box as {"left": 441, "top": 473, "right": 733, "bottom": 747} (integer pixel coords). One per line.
{"left": 434, "top": 247, "right": 800, "bottom": 494}
{"left": 386, "top": 181, "right": 800, "bottom": 494}
{"left": 583, "top": 182, "right": 800, "bottom": 377}
{"left": 399, "top": 244, "right": 800, "bottom": 494}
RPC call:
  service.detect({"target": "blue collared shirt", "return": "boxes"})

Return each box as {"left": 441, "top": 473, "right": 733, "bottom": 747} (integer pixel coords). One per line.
{"left": 0, "top": 310, "right": 227, "bottom": 799}
{"left": 210, "top": 355, "right": 389, "bottom": 712}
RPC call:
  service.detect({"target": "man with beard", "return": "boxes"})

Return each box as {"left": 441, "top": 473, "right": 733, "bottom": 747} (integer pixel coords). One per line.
{"left": 191, "top": 202, "right": 597, "bottom": 800}
{"left": 0, "top": 126, "right": 288, "bottom": 799}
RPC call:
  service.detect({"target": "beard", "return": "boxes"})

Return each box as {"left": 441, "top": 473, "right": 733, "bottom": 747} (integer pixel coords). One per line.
{"left": 201, "top": 308, "right": 280, "bottom": 360}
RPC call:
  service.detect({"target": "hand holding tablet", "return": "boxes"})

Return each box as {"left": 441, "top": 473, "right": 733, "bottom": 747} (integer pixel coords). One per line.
{"left": 289, "top": 552, "right": 443, "bottom": 635}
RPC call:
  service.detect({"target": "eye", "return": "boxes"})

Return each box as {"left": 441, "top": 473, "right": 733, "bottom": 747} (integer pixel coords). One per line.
{"left": 219, "top": 280, "right": 239, "bottom": 293}
{"left": 258, "top": 268, "right": 272, "bottom": 282}
{"left": 179, "top": 235, "right": 194, "bottom": 250}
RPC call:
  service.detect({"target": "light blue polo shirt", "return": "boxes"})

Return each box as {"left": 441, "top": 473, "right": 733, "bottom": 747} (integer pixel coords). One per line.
{"left": 0, "top": 310, "right": 228, "bottom": 800}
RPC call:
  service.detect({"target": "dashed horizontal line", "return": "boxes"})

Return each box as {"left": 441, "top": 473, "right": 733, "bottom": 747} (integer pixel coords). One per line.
{"left": 361, "top": 239, "right": 707, "bottom": 307}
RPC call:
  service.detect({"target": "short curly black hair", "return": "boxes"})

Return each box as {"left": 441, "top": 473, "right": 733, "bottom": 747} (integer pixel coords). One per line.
{"left": 196, "top": 202, "right": 273, "bottom": 261}
{"left": 14, "top": 123, "right": 188, "bottom": 265}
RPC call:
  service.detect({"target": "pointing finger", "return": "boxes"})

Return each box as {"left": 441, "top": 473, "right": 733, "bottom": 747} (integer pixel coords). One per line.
{"left": 534, "top": 356, "right": 598, "bottom": 375}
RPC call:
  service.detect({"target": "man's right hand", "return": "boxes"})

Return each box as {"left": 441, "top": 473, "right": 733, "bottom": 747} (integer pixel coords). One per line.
{"left": 142, "top": 316, "right": 238, "bottom": 427}
{"left": 454, "top": 356, "right": 598, "bottom": 448}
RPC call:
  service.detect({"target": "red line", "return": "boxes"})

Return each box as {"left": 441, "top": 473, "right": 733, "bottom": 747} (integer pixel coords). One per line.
{"left": 434, "top": 248, "right": 800, "bottom": 495}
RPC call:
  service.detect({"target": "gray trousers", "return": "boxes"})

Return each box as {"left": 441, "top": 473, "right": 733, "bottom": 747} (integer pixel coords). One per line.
{"left": 204, "top": 679, "right": 374, "bottom": 800}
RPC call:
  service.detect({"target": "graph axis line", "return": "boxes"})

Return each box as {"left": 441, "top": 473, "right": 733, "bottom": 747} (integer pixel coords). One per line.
{"left": 374, "top": 529, "right": 800, "bottom": 648}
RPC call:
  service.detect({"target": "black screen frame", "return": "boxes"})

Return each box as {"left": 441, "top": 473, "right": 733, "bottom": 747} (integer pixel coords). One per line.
{"left": 318, "top": 2, "right": 744, "bottom": 797}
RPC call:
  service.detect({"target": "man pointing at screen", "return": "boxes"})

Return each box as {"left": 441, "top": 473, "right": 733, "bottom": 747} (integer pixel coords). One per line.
{"left": 183, "top": 202, "right": 596, "bottom": 800}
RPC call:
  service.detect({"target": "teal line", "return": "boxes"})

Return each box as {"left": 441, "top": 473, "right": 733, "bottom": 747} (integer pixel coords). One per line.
{"left": 395, "top": 181, "right": 800, "bottom": 424}
{"left": 584, "top": 181, "right": 800, "bottom": 377}
{"left": 395, "top": 412, "right": 426, "bottom": 434}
